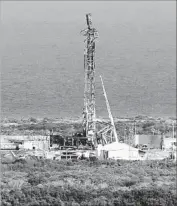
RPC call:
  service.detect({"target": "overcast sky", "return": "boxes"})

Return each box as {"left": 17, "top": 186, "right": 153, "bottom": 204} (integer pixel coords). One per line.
{"left": 1, "top": 1, "right": 176, "bottom": 24}
{"left": 1, "top": 1, "right": 176, "bottom": 118}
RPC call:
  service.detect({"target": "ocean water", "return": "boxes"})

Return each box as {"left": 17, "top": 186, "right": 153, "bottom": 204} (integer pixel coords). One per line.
{"left": 1, "top": 1, "right": 176, "bottom": 119}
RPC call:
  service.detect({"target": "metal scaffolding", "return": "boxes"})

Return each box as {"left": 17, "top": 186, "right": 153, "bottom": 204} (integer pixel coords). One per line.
{"left": 81, "top": 14, "right": 98, "bottom": 144}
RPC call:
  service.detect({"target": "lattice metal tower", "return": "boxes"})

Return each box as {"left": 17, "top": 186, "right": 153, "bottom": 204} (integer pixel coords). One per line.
{"left": 81, "top": 14, "right": 98, "bottom": 143}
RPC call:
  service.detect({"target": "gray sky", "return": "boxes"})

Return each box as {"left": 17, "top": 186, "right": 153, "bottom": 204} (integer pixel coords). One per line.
{"left": 1, "top": 1, "right": 176, "bottom": 24}
{"left": 1, "top": 1, "right": 176, "bottom": 118}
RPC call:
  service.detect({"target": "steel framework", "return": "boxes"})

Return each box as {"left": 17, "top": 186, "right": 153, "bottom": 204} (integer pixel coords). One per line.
{"left": 81, "top": 14, "right": 118, "bottom": 147}
{"left": 81, "top": 14, "right": 98, "bottom": 144}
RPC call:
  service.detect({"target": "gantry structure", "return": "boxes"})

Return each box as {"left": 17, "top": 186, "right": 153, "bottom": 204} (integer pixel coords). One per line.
{"left": 81, "top": 13, "right": 98, "bottom": 145}
{"left": 81, "top": 14, "right": 118, "bottom": 146}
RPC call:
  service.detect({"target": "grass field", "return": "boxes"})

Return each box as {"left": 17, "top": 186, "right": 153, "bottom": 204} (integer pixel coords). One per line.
{"left": 1, "top": 158, "right": 176, "bottom": 206}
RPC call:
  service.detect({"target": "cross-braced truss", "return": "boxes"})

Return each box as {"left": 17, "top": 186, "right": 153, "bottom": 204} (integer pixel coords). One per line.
{"left": 81, "top": 14, "right": 98, "bottom": 144}
{"left": 81, "top": 14, "right": 118, "bottom": 147}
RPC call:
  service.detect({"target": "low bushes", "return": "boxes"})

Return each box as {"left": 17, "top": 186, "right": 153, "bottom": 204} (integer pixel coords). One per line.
{"left": 2, "top": 186, "right": 177, "bottom": 206}
{"left": 1, "top": 159, "right": 176, "bottom": 206}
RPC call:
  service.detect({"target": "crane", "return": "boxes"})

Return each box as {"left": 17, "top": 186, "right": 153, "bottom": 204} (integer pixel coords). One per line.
{"left": 97, "top": 76, "right": 119, "bottom": 144}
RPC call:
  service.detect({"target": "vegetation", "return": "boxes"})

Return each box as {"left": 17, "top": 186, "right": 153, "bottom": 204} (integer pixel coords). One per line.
{"left": 1, "top": 117, "right": 176, "bottom": 205}
{"left": 1, "top": 158, "right": 176, "bottom": 206}
{"left": 1, "top": 116, "right": 175, "bottom": 137}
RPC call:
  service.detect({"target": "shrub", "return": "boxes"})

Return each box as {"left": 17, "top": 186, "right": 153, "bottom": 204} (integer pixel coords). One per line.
{"left": 2, "top": 158, "right": 177, "bottom": 206}
{"left": 27, "top": 173, "right": 47, "bottom": 186}
{"left": 29, "top": 117, "right": 38, "bottom": 123}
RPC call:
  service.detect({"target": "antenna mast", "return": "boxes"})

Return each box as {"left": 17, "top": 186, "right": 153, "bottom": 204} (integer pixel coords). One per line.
{"left": 81, "top": 14, "right": 98, "bottom": 144}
